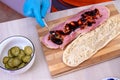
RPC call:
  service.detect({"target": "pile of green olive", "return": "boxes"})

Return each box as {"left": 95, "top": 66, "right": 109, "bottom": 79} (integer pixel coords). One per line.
{"left": 2, "top": 46, "right": 33, "bottom": 70}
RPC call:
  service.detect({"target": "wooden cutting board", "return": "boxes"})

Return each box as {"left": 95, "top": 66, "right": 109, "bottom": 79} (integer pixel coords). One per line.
{"left": 37, "top": 4, "right": 120, "bottom": 77}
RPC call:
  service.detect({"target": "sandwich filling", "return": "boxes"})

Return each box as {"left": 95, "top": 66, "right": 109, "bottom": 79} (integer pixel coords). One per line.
{"left": 49, "top": 9, "right": 102, "bottom": 45}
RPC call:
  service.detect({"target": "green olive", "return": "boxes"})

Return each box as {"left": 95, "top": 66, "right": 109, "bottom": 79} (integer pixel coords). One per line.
{"left": 18, "top": 49, "right": 25, "bottom": 60}
{"left": 3, "top": 56, "right": 9, "bottom": 64}
{"left": 12, "top": 58, "right": 21, "bottom": 67}
{"left": 5, "top": 63, "right": 11, "bottom": 69}
{"left": 8, "top": 58, "right": 14, "bottom": 68}
{"left": 8, "top": 50, "right": 13, "bottom": 57}
{"left": 22, "top": 55, "right": 31, "bottom": 63}
{"left": 11, "top": 46, "right": 20, "bottom": 57}
{"left": 24, "top": 46, "right": 33, "bottom": 56}
{"left": 18, "top": 63, "right": 26, "bottom": 68}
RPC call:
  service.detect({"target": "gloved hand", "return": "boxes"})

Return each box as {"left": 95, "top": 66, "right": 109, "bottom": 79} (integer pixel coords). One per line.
{"left": 23, "top": 0, "right": 50, "bottom": 27}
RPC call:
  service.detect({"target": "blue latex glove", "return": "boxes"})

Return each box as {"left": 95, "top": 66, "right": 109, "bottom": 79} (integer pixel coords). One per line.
{"left": 23, "top": 0, "right": 50, "bottom": 27}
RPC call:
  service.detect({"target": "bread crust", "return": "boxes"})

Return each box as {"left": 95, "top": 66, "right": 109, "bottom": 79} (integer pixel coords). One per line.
{"left": 63, "top": 14, "right": 120, "bottom": 67}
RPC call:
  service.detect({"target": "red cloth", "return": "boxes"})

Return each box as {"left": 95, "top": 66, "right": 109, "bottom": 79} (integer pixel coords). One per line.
{"left": 51, "top": 0, "right": 112, "bottom": 12}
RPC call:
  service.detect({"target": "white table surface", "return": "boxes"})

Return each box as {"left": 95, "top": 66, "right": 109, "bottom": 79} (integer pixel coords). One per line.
{"left": 0, "top": 1, "right": 120, "bottom": 80}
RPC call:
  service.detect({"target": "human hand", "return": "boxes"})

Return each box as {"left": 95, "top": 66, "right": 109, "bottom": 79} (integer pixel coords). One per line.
{"left": 23, "top": 0, "right": 50, "bottom": 27}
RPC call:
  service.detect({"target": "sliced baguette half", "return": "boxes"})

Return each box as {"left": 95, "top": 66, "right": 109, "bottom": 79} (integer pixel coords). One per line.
{"left": 63, "top": 14, "right": 120, "bottom": 67}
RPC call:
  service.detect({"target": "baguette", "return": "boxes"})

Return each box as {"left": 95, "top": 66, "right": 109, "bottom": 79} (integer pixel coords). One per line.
{"left": 63, "top": 14, "right": 120, "bottom": 67}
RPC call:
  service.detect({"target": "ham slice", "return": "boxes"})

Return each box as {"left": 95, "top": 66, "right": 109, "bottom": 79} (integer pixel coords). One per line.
{"left": 41, "top": 6, "right": 110, "bottom": 49}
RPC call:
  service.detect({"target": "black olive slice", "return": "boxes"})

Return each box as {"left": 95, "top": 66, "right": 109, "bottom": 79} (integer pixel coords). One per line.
{"left": 50, "top": 35, "right": 63, "bottom": 45}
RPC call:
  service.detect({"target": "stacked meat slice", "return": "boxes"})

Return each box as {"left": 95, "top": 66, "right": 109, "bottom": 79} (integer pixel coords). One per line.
{"left": 42, "top": 6, "right": 110, "bottom": 49}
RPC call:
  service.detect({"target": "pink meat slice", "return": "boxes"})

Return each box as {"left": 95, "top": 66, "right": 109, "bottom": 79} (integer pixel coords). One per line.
{"left": 41, "top": 6, "right": 110, "bottom": 49}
